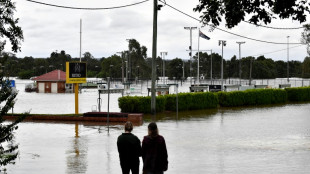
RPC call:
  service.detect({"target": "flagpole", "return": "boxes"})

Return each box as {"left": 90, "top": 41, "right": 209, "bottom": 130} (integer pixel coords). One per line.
{"left": 197, "top": 29, "right": 200, "bottom": 84}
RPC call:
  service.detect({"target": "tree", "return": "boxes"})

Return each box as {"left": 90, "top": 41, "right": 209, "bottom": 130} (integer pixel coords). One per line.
{"left": 194, "top": 0, "right": 310, "bottom": 28}
{"left": 0, "top": 57, "right": 25, "bottom": 172}
{"left": 0, "top": 0, "right": 23, "bottom": 53}
{"left": 101, "top": 54, "right": 122, "bottom": 79}
{"left": 301, "top": 24, "right": 310, "bottom": 55}
{"left": 302, "top": 57, "right": 310, "bottom": 78}
{"left": 167, "top": 58, "right": 183, "bottom": 80}
{"left": 1, "top": 0, "right": 24, "bottom": 171}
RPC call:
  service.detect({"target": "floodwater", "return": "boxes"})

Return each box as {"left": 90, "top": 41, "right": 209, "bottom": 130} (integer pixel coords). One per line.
{"left": 10, "top": 78, "right": 310, "bottom": 114}
{"left": 2, "top": 78, "right": 310, "bottom": 173}
{"left": 3, "top": 103, "right": 310, "bottom": 174}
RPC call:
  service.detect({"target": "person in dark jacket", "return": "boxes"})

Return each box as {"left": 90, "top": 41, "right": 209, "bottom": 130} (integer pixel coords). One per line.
{"left": 142, "top": 122, "right": 168, "bottom": 174}
{"left": 117, "top": 121, "right": 142, "bottom": 174}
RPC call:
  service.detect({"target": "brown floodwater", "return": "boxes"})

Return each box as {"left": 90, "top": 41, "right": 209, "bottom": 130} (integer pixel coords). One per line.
{"left": 3, "top": 103, "right": 310, "bottom": 174}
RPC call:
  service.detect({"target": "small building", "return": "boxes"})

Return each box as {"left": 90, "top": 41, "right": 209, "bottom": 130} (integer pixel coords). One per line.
{"left": 33, "top": 69, "right": 72, "bottom": 93}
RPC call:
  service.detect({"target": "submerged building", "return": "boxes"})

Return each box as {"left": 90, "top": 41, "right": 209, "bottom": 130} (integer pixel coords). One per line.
{"left": 32, "top": 69, "right": 73, "bottom": 93}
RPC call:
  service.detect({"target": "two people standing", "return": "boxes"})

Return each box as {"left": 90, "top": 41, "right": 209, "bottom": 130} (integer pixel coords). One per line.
{"left": 117, "top": 122, "right": 168, "bottom": 174}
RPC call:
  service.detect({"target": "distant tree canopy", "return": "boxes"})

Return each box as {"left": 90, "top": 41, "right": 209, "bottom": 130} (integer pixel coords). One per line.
{"left": 194, "top": 0, "right": 310, "bottom": 28}
{"left": 0, "top": 39, "right": 309, "bottom": 80}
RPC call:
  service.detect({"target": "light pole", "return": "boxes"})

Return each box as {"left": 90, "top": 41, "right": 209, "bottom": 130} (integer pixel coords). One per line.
{"left": 236, "top": 41, "right": 245, "bottom": 85}
{"left": 184, "top": 27, "right": 197, "bottom": 85}
{"left": 219, "top": 40, "right": 226, "bottom": 91}
{"left": 160, "top": 52, "right": 167, "bottom": 84}
{"left": 126, "top": 39, "right": 131, "bottom": 80}
{"left": 136, "top": 65, "right": 140, "bottom": 79}
{"left": 116, "top": 52, "right": 124, "bottom": 83}
{"left": 125, "top": 60, "right": 128, "bottom": 82}
{"left": 287, "top": 36, "right": 290, "bottom": 83}
{"left": 109, "top": 65, "right": 114, "bottom": 79}
{"left": 182, "top": 60, "right": 185, "bottom": 80}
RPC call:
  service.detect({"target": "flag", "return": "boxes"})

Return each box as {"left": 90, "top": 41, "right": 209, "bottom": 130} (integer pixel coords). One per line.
{"left": 199, "top": 30, "right": 210, "bottom": 40}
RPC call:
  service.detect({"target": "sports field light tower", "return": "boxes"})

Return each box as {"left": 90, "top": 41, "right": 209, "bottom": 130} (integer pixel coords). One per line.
{"left": 219, "top": 40, "right": 226, "bottom": 91}
{"left": 184, "top": 27, "right": 197, "bottom": 85}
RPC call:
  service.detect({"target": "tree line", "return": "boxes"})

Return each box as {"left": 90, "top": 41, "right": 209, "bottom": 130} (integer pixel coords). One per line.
{"left": 1, "top": 39, "right": 310, "bottom": 80}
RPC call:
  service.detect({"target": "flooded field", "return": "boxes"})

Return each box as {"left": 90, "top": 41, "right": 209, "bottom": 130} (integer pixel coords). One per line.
{"left": 4, "top": 103, "right": 310, "bottom": 174}
{"left": 10, "top": 78, "right": 310, "bottom": 114}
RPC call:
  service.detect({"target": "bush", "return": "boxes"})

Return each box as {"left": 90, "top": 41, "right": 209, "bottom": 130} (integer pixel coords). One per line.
{"left": 118, "top": 95, "right": 166, "bottom": 113}
{"left": 118, "top": 87, "right": 310, "bottom": 113}
{"left": 285, "top": 87, "right": 310, "bottom": 102}
{"left": 118, "top": 92, "right": 219, "bottom": 113}
{"left": 217, "top": 89, "right": 287, "bottom": 107}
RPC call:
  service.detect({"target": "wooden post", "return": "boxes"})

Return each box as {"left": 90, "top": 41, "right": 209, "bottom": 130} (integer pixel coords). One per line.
{"left": 75, "top": 83, "right": 79, "bottom": 114}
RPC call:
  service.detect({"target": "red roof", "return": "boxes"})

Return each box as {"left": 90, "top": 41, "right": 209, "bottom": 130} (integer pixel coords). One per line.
{"left": 33, "top": 70, "right": 66, "bottom": 81}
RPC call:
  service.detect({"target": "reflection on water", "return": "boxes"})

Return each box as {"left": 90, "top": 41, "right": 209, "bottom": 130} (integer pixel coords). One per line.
{"left": 66, "top": 124, "right": 88, "bottom": 174}
{"left": 4, "top": 103, "right": 310, "bottom": 174}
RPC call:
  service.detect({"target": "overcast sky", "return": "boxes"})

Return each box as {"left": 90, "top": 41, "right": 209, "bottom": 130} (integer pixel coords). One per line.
{"left": 11, "top": 0, "right": 309, "bottom": 62}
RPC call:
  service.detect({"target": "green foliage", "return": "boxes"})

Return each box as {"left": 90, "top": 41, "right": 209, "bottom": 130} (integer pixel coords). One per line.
{"left": 179, "top": 92, "right": 218, "bottom": 111}
{"left": 285, "top": 87, "right": 310, "bottom": 102}
{"left": 119, "top": 87, "right": 310, "bottom": 113}
{"left": 0, "top": 76, "right": 25, "bottom": 170}
{"left": 217, "top": 89, "right": 287, "bottom": 107}
{"left": 0, "top": 0, "right": 23, "bottom": 53}
{"left": 18, "top": 70, "right": 33, "bottom": 79}
{"left": 87, "top": 70, "right": 97, "bottom": 78}
{"left": 194, "top": 0, "right": 309, "bottom": 28}
{"left": 302, "top": 24, "right": 310, "bottom": 55}
{"left": 118, "top": 92, "right": 218, "bottom": 113}
{"left": 118, "top": 96, "right": 166, "bottom": 113}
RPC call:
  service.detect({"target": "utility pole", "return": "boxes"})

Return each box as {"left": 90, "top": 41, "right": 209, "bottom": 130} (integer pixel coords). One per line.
{"left": 160, "top": 52, "right": 167, "bottom": 84}
{"left": 287, "top": 36, "right": 290, "bottom": 83}
{"left": 210, "top": 50, "right": 213, "bottom": 84}
{"left": 117, "top": 52, "right": 124, "bottom": 83}
{"left": 126, "top": 39, "right": 131, "bottom": 80}
{"left": 236, "top": 41, "right": 245, "bottom": 85}
{"left": 184, "top": 27, "right": 197, "bottom": 85}
{"left": 151, "top": 0, "right": 158, "bottom": 115}
{"left": 219, "top": 40, "right": 226, "bottom": 91}
{"left": 182, "top": 60, "right": 185, "bottom": 80}
{"left": 249, "top": 57, "right": 253, "bottom": 85}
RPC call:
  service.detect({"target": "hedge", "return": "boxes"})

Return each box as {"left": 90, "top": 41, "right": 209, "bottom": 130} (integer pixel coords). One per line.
{"left": 118, "top": 87, "right": 310, "bottom": 113}
{"left": 118, "top": 92, "right": 218, "bottom": 113}
{"left": 165, "top": 92, "right": 218, "bottom": 111}
{"left": 118, "top": 95, "right": 166, "bottom": 113}
{"left": 285, "top": 87, "right": 310, "bottom": 102}
{"left": 217, "top": 89, "right": 287, "bottom": 107}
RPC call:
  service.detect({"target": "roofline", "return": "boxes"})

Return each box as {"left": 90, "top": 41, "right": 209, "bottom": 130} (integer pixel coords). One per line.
{"left": 35, "top": 80, "right": 66, "bottom": 82}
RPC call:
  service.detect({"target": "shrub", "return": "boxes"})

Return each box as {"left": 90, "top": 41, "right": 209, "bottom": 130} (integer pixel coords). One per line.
{"left": 118, "top": 95, "right": 166, "bottom": 113}
{"left": 217, "top": 89, "right": 287, "bottom": 107}
{"left": 285, "top": 87, "right": 310, "bottom": 102}
{"left": 118, "top": 92, "right": 219, "bottom": 113}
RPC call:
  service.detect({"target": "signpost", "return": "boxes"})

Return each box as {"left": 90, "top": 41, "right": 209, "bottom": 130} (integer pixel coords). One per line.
{"left": 66, "top": 62, "right": 87, "bottom": 114}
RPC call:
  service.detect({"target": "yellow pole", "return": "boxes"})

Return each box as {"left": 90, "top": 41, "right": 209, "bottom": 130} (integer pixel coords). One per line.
{"left": 75, "top": 83, "right": 79, "bottom": 114}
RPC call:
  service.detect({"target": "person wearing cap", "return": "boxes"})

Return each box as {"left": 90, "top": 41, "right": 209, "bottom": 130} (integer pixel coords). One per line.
{"left": 142, "top": 122, "right": 168, "bottom": 174}
{"left": 117, "top": 121, "right": 142, "bottom": 174}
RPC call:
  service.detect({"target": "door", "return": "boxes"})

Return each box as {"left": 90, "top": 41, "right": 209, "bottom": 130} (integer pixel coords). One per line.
{"left": 38, "top": 83, "right": 45, "bottom": 93}
{"left": 51, "top": 83, "right": 58, "bottom": 93}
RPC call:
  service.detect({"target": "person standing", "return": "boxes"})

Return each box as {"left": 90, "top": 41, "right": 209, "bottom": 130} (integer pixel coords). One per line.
{"left": 117, "top": 121, "right": 142, "bottom": 174}
{"left": 142, "top": 122, "right": 168, "bottom": 174}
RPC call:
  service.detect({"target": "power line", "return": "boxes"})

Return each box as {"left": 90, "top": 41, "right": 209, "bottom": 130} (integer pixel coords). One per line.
{"left": 250, "top": 44, "right": 305, "bottom": 57}
{"left": 243, "top": 21, "right": 305, "bottom": 30}
{"left": 158, "top": 0, "right": 306, "bottom": 45}
{"left": 25, "top": 0, "right": 150, "bottom": 10}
